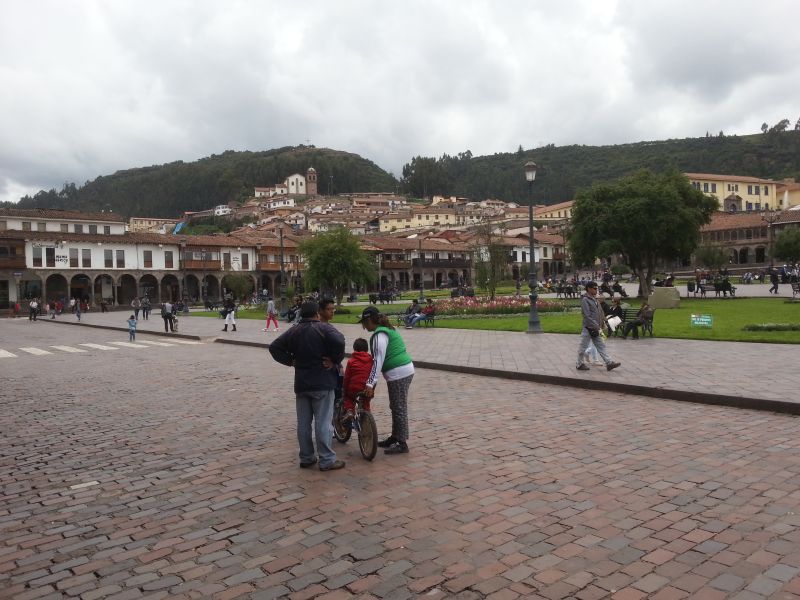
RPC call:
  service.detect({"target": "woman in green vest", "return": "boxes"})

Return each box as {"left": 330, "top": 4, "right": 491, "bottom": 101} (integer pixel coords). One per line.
{"left": 358, "top": 306, "right": 415, "bottom": 455}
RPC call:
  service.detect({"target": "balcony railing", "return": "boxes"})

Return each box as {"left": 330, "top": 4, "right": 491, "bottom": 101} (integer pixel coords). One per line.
{"left": 0, "top": 257, "right": 27, "bottom": 269}
{"left": 257, "top": 260, "right": 302, "bottom": 272}
{"left": 411, "top": 258, "right": 471, "bottom": 269}
{"left": 181, "top": 259, "right": 221, "bottom": 270}
{"left": 381, "top": 260, "right": 412, "bottom": 269}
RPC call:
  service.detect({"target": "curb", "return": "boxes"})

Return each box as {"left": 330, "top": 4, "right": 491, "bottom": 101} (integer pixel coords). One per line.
{"left": 36, "top": 322, "right": 799, "bottom": 416}
{"left": 38, "top": 319, "right": 202, "bottom": 341}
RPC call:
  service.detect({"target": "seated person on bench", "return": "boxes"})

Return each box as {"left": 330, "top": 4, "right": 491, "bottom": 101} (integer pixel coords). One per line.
{"left": 406, "top": 299, "right": 435, "bottom": 328}
{"left": 621, "top": 303, "right": 653, "bottom": 340}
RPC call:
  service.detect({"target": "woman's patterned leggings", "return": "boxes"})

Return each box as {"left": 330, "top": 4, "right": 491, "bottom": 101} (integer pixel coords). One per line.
{"left": 386, "top": 374, "right": 413, "bottom": 442}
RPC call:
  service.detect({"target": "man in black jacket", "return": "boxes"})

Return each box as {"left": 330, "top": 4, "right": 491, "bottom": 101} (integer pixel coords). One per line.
{"left": 269, "top": 301, "right": 346, "bottom": 471}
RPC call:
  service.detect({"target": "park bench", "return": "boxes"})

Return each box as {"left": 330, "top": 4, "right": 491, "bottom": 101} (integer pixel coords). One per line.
{"left": 698, "top": 283, "right": 736, "bottom": 298}
{"left": 613, "top": 307, "right": 655, "bottom": 338}
{"left": 396, "top": 310, "right": 436, "bottom": 328}
{"left": 792, "top": 282, "right": 800, "bottom": 300}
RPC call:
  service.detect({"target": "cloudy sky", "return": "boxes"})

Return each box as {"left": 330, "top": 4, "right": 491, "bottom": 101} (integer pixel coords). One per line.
{"left": 2, "top": 0, "right": 799, "bottom": 203}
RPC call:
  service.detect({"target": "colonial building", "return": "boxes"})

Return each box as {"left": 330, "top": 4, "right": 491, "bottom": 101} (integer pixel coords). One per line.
{"left": 0, "top": 208, "right": 304, "bottom": 310}
{"left": 363, "top": 235, "right": 473, "bottom": 291}
{"left": 685, "top": 173, "right": 780, "bottom": 212}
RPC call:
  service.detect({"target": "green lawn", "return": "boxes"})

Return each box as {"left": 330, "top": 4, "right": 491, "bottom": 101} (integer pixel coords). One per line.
{"left": 189, "top": 298, "right": 800, "bottom": 343}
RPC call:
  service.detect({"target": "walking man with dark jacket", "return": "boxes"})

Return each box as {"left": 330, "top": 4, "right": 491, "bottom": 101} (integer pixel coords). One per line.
{"left": 269, "top": 301, "right": 346, "bottom": 471}
{"left": 576, "top": 282, "right": 621, "bottom": 372}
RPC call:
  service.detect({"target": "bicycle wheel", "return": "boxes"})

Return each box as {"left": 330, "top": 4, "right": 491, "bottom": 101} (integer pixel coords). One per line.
{"left": 357, "top": 411, "right": 378, "bottom": 461}
{"left": 332, "top": 403, "right": 351, "bottom": 443}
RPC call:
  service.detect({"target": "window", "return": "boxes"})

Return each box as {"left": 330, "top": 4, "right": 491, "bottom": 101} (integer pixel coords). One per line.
{"left": 22, "top": 221, "right": 31, "bottom": 231}
{"left": 103, "top": 225, "right": 110, "bottom": 235}
{"left": 74, "top": 224, "right": 83, "bottom": 233}
{"left": 164, "top": 251, "right": 173, "bottom": 269}
{"left": 703, "top": 183, "right": 709, "bottom": 192}
{"left": 0, "top": 221, "right": 5, "bottom": 230}
{"left": 746, "top": 202, "right": 753, "bottom": 211}
{"left": 223, "top": 252, "right": 231, "bottom": 269}
{"left": 33, "top": 247, "right": 42, "bottom": 267}
{"left": 242, "top": 253, "right": 249, "bottom": 269}
{"left": 116, "top": 250, "right": 125, "bottom": 268}
{"left": 37, "top": 222, "right": 46, "bottom": 232}
{"left": 543, "top": 247, "right": 548, "bottom": 257}
{"left": 711, "top": 183, "right": 717, "bottom": 193}
{"left": 60, "top": 223, "right": 68, "bottom": 232}
{"left": 46, "top": 247, "right": 55, "bottom": 267}
{"left": 69, "top": 248, "right": 78, "bottom": 267}
{"left": 747, "top": 185, "right": 753, "bottom": 195}
{"left": 104, "top": 249, "right": 113, "bottom": 268}
{"left": 143, "top": 250, "right": 152, "bottom": 268}
{"left": 82, "top": 249, "right": 91, "bottom": 267}
{"left": 764, "top": 185, "right": 769, "bottom": 195}
{"left": 89, "top": 225, "right": 97, "bottom": 234}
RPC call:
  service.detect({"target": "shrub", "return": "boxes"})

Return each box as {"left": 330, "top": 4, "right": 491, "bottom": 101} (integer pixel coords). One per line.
{"left": 742, "top": 323, "right": 800, "bottom": 331}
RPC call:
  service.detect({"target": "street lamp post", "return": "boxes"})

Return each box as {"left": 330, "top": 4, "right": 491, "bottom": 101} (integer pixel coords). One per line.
{"left": 524, "top": 161, "right": 543, "bottom": 334}
{"left": 418, "top": 235, "right": 425, "bottom": 301}
{"left": 278, "top": 220, "right": 287, "bottom": 315}
{"left": 762, "top": 208, "right": 779, "bottom": 268}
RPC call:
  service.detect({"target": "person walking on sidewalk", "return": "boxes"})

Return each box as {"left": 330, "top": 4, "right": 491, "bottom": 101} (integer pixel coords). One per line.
{"left": 263, "top": 297, "right": 279, "bottom": 332}
{"left": 576, "top": 282, "right": 620, "bottom": 372}
{"left": 142, "top": 296, "right": 151, "bottom": 320}
{"left": 769, "top": 269, "right": 780, "bottom": 294}
{"left": 28, "top": 298, "right": 39, "bottom": 321}
{"left": 222, "top": 297, "right": 237, "bottom": 332}
{"left": 269, "top": 301, "right": 346, "bottom": 471}
{"left": 359, "top": 306, "right": 415, "bottom": 455}
{"left": 131, "top": 297, "right": 141, "bottom": 320}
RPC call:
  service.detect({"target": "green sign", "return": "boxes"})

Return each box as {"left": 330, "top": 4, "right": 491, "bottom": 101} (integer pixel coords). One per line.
{"left": 691, "top": 314, "right": 713, "bottom": 328}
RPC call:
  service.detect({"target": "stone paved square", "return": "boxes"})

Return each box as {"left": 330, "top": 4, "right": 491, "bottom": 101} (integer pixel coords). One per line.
{"left": 2, "top": 319, "right": 800, "bottom": 599}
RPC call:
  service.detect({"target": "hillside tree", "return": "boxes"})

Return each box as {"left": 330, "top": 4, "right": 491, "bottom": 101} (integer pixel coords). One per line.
{"left": 694, "top": 245, "right": 729, "bottom": 272}
{"left": 773, "top": 227, "right": 800, "bottom": 264}
{"left": 299, "top": 228, "right": 376, "bottom": 304}
{"left": 568, "top": 169, "right": 717, "bottom": 298}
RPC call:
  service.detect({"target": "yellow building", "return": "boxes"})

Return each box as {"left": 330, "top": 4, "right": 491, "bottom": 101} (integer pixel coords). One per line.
{"left": 685, "top": 173, "right": 779, "bottom": 212}
{"left": 776, "top": 178, "right": 800, "bottom": 209}
{"left": 534, "top": 200, "right": 574, "bottom": 221}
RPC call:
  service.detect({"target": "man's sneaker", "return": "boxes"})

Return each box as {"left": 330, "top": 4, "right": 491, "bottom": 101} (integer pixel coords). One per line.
{"left": 606, "top": 361, "right": 621, "bottom": 371}
{"left": 384, "top": 441, "right": 409, "bottom": 455}
{"left": 299, "top": 458, "right": 317, "bottom": 469}
{"left": 377, "top": 436, "right": 397, "bottom": 448}
{"left": 576, "top": 364, "right": 590, "bottom": 371}
{"left": 262, "top": 328, "right": 268, "bottom": 332}
{"left": 319, "top": 460, "right": 345, "bottom": 471}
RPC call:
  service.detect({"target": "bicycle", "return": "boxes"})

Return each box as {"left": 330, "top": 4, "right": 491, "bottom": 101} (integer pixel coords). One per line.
{"left": 332, "top": 393, "right": 377, "bottom": 461}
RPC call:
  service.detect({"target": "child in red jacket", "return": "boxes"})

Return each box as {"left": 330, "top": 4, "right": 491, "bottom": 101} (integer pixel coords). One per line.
{"left": 343, "top": 338, "right": 374, "bottom": 417}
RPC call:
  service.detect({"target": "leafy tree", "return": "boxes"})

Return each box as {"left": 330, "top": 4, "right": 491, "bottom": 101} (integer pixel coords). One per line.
{"left": 568, "top": 169, "right": 717, "bottom": 298}
{"left": 694, "top": 245, "right": 729, "bottom": 271}
{"left": 222, "top": 274, "right": 254, "bottom": 301}
{"left": 796, "top": 117, "right": 800, "bottom": 131}
{"left": 769, "top": 119, "right": 791, "bottom": 133}
{"left": 473, "top": 221, "right": 510, "bottom": 299}
{"left": 299, "top": 228, "right": 376, "bottom": 305}
{"left": 610, "top": 264, "right": 631, "bottom": 276}
{"left": 773, "top": 227, "right": 800, "bottom": 263}
{"left": 761, "top": 122, "right": 769, "bottom": 134}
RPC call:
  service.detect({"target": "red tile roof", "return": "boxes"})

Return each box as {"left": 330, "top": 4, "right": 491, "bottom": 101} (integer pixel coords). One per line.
{"left": 0, "top": 208, "right": 125, "bottom": 223}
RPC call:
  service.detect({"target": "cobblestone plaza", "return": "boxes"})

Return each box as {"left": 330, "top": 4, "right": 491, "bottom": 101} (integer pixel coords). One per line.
{"left": 2, "top": 318, "right": 800, "bottom": 599}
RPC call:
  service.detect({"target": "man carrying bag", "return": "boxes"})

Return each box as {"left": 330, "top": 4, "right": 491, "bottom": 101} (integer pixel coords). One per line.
{"left": 575, "top": 282, "right": 620, "bottom": 372}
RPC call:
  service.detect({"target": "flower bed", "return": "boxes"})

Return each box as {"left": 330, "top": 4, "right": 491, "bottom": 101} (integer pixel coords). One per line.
{"left": 433, "top": 296, "right": 575, "bottom": 316}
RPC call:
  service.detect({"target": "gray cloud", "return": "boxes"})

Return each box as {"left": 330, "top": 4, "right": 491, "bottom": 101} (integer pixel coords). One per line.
{"left": 1, "top": 0, "right": 799, "bottom": 204}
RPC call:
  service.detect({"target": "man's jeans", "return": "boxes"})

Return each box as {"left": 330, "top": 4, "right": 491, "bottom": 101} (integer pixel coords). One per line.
{"left": 576, "top": 328, "right": 613, "bottom": 367}
{"left": 296, "top": 389, "right": 336, "bottom": 467}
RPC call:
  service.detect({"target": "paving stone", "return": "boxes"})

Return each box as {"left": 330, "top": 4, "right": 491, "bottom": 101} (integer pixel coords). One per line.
{"left": 4, "top": 320, "right": 800, "bottom": 600}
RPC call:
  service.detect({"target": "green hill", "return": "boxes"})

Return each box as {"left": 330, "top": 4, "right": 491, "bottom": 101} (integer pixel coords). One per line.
{"left": 401, "top": 131, "right": 800, "bottom": 204}
{"left": 10, "top": 131, "right": 800, "bottom": 216}
{"left": 13, "top": 146, "right": 397, "bottom": 218}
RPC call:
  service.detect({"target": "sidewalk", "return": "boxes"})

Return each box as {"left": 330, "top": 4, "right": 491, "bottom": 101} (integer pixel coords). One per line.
{"left": 44, "top": 309, "right": 800, "bottom": 414}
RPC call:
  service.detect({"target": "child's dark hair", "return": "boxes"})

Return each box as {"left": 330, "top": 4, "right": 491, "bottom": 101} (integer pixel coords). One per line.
{"left": 353, "top": 338, "right": 368, "bottom": 352}
{"left": 129, "top": 315, "right": 135, "bottom": 320}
